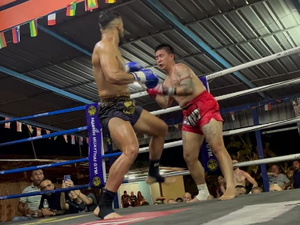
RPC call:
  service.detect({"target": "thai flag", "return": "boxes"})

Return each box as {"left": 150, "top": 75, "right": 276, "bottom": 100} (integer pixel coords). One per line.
{"left": 12, "top": 26, "right": 20, "bottom": 44}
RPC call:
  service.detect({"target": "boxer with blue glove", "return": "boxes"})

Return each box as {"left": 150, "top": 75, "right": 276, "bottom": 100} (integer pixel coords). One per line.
{"left": 91, "top": 11, "right": 174, "bottom": 220}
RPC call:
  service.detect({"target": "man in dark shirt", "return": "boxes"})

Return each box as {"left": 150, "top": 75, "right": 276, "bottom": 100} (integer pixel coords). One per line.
{"left": 292, "top": 160, "right": 300, "bottom": 189}
{"left": 129, "top": 191, "right": 137, "bottom": 207}
{"left": 37, "top": 179, "right": 65, "bottom": 217}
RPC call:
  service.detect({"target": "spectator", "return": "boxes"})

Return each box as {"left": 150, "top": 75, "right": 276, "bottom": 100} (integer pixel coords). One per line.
{"left": 167, "top": 198, "right": 177, "bottom": 204}
{"left": 292, "top": 160, "right": 300, "bottom": 189}
{"left": 61, "top": 179, "right": 97, "bottom": 213}
{"left": 176, "top": 197, "right": 183, "bottom": 203}
{"left": 121, "top": 191, "right": 130, "bottom": 208}
{"left": 269, "top": 184, "right": 282, "bottom": 192}
{"left": 137, "top": 191, "right": 146, "bottom": 206}
{"left": 183, "top": 192, "right": 192, "bottom": 202}
{"left": 233, "top": 160, "right": 258, "bottom": 188}
{"left": 14, "top": 170, "right": 44, "bottom": 221}
{"left": 37, "top": 179, "right": 65, "bottom": 217}
{"left": 235, "top": 185, "right": 247, "bottom": 196}
{"left": 129, "top": 191, "right": 137, "bottom": 207}
{"left": 216, "top": 175, "right": 226, "bottom": 198}
{"left": 251, "top": 187, "right": 263, "bottom": 194}
{"left": 267, "top": 164, "right": 290, "bottom": 190}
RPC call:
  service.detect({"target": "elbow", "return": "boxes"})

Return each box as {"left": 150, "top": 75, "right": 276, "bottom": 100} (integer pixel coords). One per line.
{"left": 106, "top": 76, "right": 121, "bottom": 85}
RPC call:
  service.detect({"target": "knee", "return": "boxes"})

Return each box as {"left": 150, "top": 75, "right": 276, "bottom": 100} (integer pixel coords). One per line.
{"left": 123, "top": 145, "right": 139, "bottom": 162}
{"left": 210, "top": 143, "right": 225, "bottom": 155}
{"left": 153, "top": 122, "right": 168, "bottom": 137}
{"left": 183, "top": 153, "right": 197, "bottom": 166}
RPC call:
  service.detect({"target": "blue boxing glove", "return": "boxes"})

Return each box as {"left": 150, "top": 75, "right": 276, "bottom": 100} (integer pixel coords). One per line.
{"left": 125, "top": 62, "right": 143, "bottom": 72}
{"left": 132, "top": 69, "right": 159, "bottom": 88}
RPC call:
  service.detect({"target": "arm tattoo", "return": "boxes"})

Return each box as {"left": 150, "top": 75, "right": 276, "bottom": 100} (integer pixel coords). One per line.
{"left": 175, "top": 65, "right": 194, "bottom": 94}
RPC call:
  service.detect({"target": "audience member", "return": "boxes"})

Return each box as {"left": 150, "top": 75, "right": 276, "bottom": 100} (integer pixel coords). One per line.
{"left": 176, "top": 197, "right": 183, "bottom": 203}
{"left": 183, "top": 192, "right": 192, "bottom": 202}
{"left": 251, "top": 187, "right": 263, "bottom": 194}
{"left": 121, "top": 191, "right": 130, "bottom": 208}
{"left": 167, "top": 198, "right": 177, "bottom": 204}
{"left": 235, "top": 185, "right": 247, "bottom": 196}
{"left": 137, "top": 191, "right": 146, "bottom": 206}
{"left": 216, "top": 175, "right": 226, "bottom": 198}
{"left": 269, "top": 184, "right": 282, "bottom": 192}
{"left": 233, "top": 160, "right": 258, "bottom": 188}
{"left": 37, "top": 179, "right": 65, "bottom": 217}
{"left": 129, "top": 191, "right": 137, "bottom": 207}
{"left": 61, "top": 179, "right": 97, "bottom": 213}
{"left": 292, "top": 160, "right": 300, "bottom": 189}
{"left": 14, "top": 170, "right": 44, "bottom": 221}
{"left": 267, "top": 164, "right": 290, "bottom": 190}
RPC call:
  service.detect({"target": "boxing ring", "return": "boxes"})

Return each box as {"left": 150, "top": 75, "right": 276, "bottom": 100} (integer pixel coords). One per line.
{"left": 1, "top": 47, "right": 300, "bottom": 224}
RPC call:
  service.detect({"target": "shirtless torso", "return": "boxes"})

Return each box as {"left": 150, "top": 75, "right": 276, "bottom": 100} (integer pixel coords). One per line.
{"left": 92, "top": 40, "right": 130, "bottom": 98}
{"left": 234, "top": 169, "right": 247, "bottom": 187}
{"left": 163, "top": 63, "right": 206, "bottom": 108}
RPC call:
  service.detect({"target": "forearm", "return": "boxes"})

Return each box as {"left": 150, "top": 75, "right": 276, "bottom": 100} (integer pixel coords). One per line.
{"left": 252, "top": 181, "right": 258, "bottom": 187}
{"left": 18, "top": 204, "right": 26, "bottom": 214}
{"left": 108, "top": 72, "right": 135, "bottom": 85}
{"left": 155, "top": 95, "right": 170, "bottom": 109}
{"left": 60, "top": 192, "right": 67, "bottom": 210}
{"left": 78, "top": 193, "right": 93, "bottom": 205}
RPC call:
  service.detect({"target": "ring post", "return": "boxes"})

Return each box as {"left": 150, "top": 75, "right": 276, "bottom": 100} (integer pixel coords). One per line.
{"left": 252, "top": 108, "right": 269, "bottom": 192}
{"left": 86, "top": 103, "right": 105, "bottom": 188}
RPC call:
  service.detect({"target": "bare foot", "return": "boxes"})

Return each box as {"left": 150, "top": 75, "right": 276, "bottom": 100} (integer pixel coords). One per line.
{"left": 218, "top": 188, "right": 236, "bottom": 201}
{"left": 94, "top": 207, "right": 122, "bottom": 220}
{"left": 146, "top": 176, "right": 176, "bottom": 185}
{"left": 188, "top": 195, "right": 214, "bottom": 203}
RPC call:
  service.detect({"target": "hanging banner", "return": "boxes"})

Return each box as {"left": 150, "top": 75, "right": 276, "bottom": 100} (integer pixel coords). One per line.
{"left": 200, "top": 140, "right": 221, "bottom": 174}
{"left": 85, "top": 103, "right": 104, "bottom": 188}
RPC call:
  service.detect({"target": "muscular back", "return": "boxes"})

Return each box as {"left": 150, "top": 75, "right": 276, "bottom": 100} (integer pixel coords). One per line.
{"left": 92, "top": 40, "right": 130, "bottom": 97}
{"left": 164, "top": 63, "right": 206, "bottom": 108}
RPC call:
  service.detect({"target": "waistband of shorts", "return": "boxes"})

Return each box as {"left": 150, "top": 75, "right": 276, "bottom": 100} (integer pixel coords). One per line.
{"left": 100, "top": 94, "right": 131, "bottom": 103}
{"left": 183, "top": 90, "right": 208, "bottom": 109}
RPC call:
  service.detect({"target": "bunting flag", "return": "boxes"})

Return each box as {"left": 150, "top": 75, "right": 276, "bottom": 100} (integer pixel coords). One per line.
{"left": 0, "top": 32, "right": 7, "bottom": 49}
{"left": 12, "top": 26, "right": 20, "bottom": 44}
{"left": 86, "top": 137, "right": 89, "bottom": 144}
{"left": 66, "top": 2, "right": 76, "bottom": 16}
{"left": 16, "top": 121, "right": 22, "bottom": 132}
{"left": 79, "top": 137, "right": 83, "bottom": 145}
{"left": 230, "top": 112, "right": 235, "bottom": 121}
{"left": 29, "top": 20, "right": 38, "bottom": 37}
{"left": 27, "top": 125, "right": 33, "bottom": 133}
{"left": 86, "top": 0, "right": 98, "bottom": 10}
{"left": 105, "top": 0, "right": 116, "bottom": 3}
{"left": 4, "top": 117, "right": 10, "bottom": 129}
{"left": 63, "top": 135, "right": 68, "bottom": 143}
{"left": 36, "top": 127, "right": 41, "bottom": 136}
{"left": 53, "top": 136, "right": 58, "bottom": 141}
{"left": 264, "top": 103, "right": 272, "bottom": 111}
{"left": 71, "top": 135, "right": 75, "bottom": 145}
{"left": 46, "top": 130, "right": 51, "bottom": 139}
{"left": 47, "top": 13, "right": 56, "bottom": 26}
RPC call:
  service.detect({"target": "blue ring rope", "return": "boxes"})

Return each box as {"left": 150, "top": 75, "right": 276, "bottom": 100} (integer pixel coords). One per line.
{"left": 0, "top": 184, "right": 90, "bottom": 200}
{"left": 0, "top": 152, "right": 122, "bottom": 175}
{"left": 0, "top": 126, "right": 87, "bottom": 147}
{"left": 0, "top": 106, "right": 85, "bottom": 125}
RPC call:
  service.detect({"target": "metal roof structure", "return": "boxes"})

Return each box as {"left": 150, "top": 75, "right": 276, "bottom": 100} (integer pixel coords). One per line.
{"left": 1, "top": 0, "right": 300, "bottom": 131}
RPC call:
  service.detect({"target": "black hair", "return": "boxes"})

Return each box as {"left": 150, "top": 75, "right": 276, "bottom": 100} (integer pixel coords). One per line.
{"left": 98, "top": 10, "right": 120, "bottom": 30}
{"left": 39, "top": 178, "right": 52, "bottom": 185}
{"left": 155, "top": 43, "right": 175, "bottom": 55}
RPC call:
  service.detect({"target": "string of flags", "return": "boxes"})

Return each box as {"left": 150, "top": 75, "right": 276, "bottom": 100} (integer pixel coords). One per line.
{"left": 2, "top": 118, "right": 89, "bottom": 145}
{"left": 0, "top": 0, "right": 116, "bottom": 49}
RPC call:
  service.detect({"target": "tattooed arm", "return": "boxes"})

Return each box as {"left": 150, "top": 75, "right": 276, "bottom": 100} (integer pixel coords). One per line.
{"left": 173, "top": 64, "right": 194, "bottom": 96}
{"left": 154, "top": 94, "right": 173, "bottom": 109}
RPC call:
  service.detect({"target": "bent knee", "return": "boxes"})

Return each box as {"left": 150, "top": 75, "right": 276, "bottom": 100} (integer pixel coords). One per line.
{"left": 153, "top": 122, "right": 168, "bottom": 137}
{"left": 183, "top": 153, "right": 197, "bottom": 165}
{"left": 123, "top": 145, "right": 139, "bottom": 161}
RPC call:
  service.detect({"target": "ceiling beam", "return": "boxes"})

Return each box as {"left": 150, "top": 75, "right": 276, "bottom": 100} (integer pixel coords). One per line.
{"left": 0, "top": 66, "right": 93, "bottom": 104}
{"left": 144, "top": 0, "right": 267, "bottom": 100}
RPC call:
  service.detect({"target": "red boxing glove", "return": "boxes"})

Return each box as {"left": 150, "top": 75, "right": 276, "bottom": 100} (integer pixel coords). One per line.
{"left": 147, "top": 84, "right": 163, "bottom": 98}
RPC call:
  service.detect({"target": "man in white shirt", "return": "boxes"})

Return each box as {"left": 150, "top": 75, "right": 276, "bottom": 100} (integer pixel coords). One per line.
{"left": 17, "top": 169, "right": 44, "bottom": 218}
